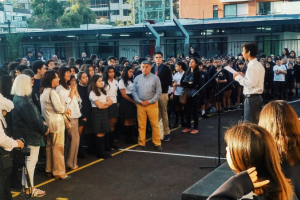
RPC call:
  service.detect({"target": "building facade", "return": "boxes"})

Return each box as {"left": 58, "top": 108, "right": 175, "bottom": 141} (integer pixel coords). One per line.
{"left": 179, "top": 0, "right": 300, "bottom": 19}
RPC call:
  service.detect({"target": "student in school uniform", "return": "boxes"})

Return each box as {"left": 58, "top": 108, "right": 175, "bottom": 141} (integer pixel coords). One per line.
{"left": 215, "top": 64, "right": 227, "bottom": 113}
{"left": 294, "top": 56, "right": 300, "bottom": 97}
{"left": 263, "top": 62, "right": 274, "bottom": 103}
{"left": 198, "top": 62, "right": 209, "bottom": 118}
{"left": 170, "top": 62, "right": 187, "bottom": 127}
{"left": 88, "top": 75, "right": 113, "bottom": 159}
{"left": 103, "top": 66, "right": 119, "bottom": 151}
{"left": 286, "top": 62, "right": 295, "bottom": 100}
{"left": 77, "top": 71, "right": 92, "bottom": 157}
{"left": 119, "top": 66, "right": 137, "bottom": 144}
{"left": 223, "top": 61, "right": 234, "bottom": 112}
{"left": 273, "top": 58, "right": 287, "bottom": 100}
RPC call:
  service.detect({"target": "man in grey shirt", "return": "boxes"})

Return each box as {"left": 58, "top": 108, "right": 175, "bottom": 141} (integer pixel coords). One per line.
{"left": 133, "top": 61, "right": 162, "bottom": 151}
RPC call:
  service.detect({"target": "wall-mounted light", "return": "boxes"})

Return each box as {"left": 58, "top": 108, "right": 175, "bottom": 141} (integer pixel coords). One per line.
{"left": 101, "top": 34, "right": 112, "bottom": 36}
{"left": 120, "top": 34, "right": 130, "bottom": 36}
{"left": 66, "top": 35, "right": 76, "bottom": 37}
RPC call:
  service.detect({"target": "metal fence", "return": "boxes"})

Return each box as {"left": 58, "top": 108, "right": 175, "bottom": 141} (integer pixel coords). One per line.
{"left": 1, "top": 39, "right": 300, "bottom": 64}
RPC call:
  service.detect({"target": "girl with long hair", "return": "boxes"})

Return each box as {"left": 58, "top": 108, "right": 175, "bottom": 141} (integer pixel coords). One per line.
{"left": 80, "top": 64, "right": 95, "bottom": 79}
{"left": 259, "top": 100, "right": 300, "bottom": 197}
{"left": 209, "top": 123, "right": 293, "bottom": 200}
{"left": 56, "top": 67, "right": 81, "bottom": 170}
{"left": 180, "top": 58, "right": 201, "bottom": 134}
{"left": 118, "top": 66, "right": 137, "bottom": 144}
{"left": 282, "top": 48, "right": 290, "bottom": 59}
{"left": 103, "top": 66, "right": 119, "bottom": 150}
{"left": 88, "top": 75, "right": 113, "bottom": 159}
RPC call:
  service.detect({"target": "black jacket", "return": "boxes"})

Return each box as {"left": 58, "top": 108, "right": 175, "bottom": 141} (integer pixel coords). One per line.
{"left": 294, "top": 64, "right": 300, "bottom": 79}
{"left": 151, "top": 64, "right": 172, "bottom": 94}
{"left": 198, "top": 71, "right": 208, "bottom": 94}
{"left": 77, "top": 83, "right": 91, "bottom": 120}
{"left": 180, "top": 69, "right": 201, "bottom": 90}
{"left": 264, "top": 67, "right": 274, "bottom": 85}
{"left": 32, "top": 79, "right": 41, "bottom": 113}
{"left": 208, "top": 171, "right": 263, "bottom": 200}
{"left": 189, "top": 51, "right": 200, "bottom": 58}
{"left": 286, "top": 69, "right": 295, "bottom": 83}
{"left": 12, "top": 95, "right": 48, "bottom": 146}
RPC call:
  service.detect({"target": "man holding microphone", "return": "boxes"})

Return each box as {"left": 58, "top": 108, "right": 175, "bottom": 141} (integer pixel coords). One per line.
{"left": 233, "top": 42, "right": 265, "bottom": 123}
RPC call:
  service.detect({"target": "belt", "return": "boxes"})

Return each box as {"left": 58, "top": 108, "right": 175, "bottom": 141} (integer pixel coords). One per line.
{"left": 245, "top": 94, "right": 261, "bottom": 98}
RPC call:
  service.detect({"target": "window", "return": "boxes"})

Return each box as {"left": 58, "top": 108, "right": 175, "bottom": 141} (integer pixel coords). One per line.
{"left": 258, "top": 2, "right": 281, "bottom": 15}
{"left": 111, "top": 0, "right": 119, "bottom": 3}
{"left": 213, "top": 5, "right": 218, "bottom": 18}
{"left": 224, "top": 4, "right": 236, "bottom": 17}
{"left": 123, "top": 9, "right": 130, "bottom": 16}
{"left": 111, "top": 10, "right": 119, "bottom": 15}
{"left": 95, "top": 10, "right": 109, "bottom": 17}
{"left": 89, "top": 0, "right": 109, "bottom": 8}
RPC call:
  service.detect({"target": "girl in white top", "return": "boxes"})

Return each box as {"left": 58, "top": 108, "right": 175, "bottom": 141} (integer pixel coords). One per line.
{"left": 103, "top": 66, "right": 119, "bottom": 150}
{"left": 88, "top": 75, "right": 113, "bottom": 159}
{"left": 118, "top": 66, "right": 137, "bottom": 144}
{"left": 170, "top": 61, "right": 187, "bottom": 127}
{"left": 56, "top": 67, "right": 81, "bottom": 170}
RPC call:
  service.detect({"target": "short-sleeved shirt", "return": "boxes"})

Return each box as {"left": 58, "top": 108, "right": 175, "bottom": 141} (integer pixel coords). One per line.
{"left": 273, "top": 65, "right": 286, "bottom": 81}
{"left": 104, "top": 79, "right": 118, "bottom": 103}
{"left": 118, "top": 79, "right": 133, "bottom": 94}
{"left": 89, "top": 91, "right": 107, "bottom": 107}
{"left": 173, "top": 71, "right": 184, "bottom": 96}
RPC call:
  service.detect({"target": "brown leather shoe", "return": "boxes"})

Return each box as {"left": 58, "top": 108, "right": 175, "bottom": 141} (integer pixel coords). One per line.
{"left": 155, "top": 145, "right": 162, "bottom": 151}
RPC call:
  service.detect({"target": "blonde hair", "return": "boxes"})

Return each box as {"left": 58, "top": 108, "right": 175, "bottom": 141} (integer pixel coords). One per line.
{"left": 225, "top": 123, "right": 293, "bottom": 200}
{"left": 259, "top": 100, "right": 300, "bottom": 165}
{"left": 11, "top": 74, "right": 32, "bottom": 96}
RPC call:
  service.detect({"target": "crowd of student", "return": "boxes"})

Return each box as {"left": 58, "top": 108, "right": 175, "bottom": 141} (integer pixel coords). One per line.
{"left": 0, "top": 46, "right": 299, "bottom": 199}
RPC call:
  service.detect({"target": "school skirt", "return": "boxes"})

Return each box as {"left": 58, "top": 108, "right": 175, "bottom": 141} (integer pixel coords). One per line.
{"left": 90, "top": 107, "right": 111, "bottom": 134}
{"left": 108, "top": 103, "right": 119, "bottom": 118}
{"left": 286, "top": 82, "right": 295, "bottom": 89}
{"left": 120, "top": 94, "right": 137, "bottom": 119}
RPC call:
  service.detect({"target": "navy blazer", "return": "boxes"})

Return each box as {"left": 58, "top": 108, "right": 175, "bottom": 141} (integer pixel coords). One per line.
{"left": 151, "top": 64, "right": 172, "bottom": 94}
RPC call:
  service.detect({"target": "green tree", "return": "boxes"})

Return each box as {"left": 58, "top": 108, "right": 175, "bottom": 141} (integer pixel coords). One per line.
{"left": 27, "top": 0, "right": 64, "bottom": 29}
{"left": 6, "top": 33, "right": 24, "bottom": 62}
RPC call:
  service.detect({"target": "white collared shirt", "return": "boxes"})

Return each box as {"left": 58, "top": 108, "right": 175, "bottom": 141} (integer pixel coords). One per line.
{"left": 173, "top": 71, "right": 185, "bottom": 95}
{"left": 89, "top": 91, "right": 107, "bottom": 107}
{"left": 56, "top": 85, "right": 82, "bottom": 118}
{"left": 0, "top": 122, "right": 18, "bottom": 151}
{"left": 235, "top": 59, "right": 265, "bottom": 95}
{"left": 119, "top": 79, "right": 133, "bottom": 94}
{"left": 104, "top": 79, "right": 118, "bottom": 103}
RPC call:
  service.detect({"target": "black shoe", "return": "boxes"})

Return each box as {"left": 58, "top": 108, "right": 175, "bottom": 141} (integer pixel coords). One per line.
{"left": 135, "top": 145, "right": 145, "bottom": 150}
{"left": 201, "top": 113, "right": 209, "bottom": 118}
{"left": 223, "top": 107, "right": 229, "bottom": 112}
{"left": 97, "top": 152, "right": 112, "bottom": 159}
{"left": 171, "top": 123, "right": 179, "bottom": 128}
{"left": 228, "top": 107, "right": 235, "bottom": 111}
{"left": 155, "top": 145, "right": 162, "bottom": 151}
{"left": 110, "top": 144, "right": 119, "bottom": 150}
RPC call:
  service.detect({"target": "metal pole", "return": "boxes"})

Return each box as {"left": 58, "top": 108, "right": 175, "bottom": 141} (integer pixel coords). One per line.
{"left": 8, "top": 20, "right": 11, "bottom": 33}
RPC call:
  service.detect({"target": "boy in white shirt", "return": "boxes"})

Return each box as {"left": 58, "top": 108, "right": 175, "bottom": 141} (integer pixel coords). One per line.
{"left": 273, "top": 58, "right": 287, "bottom": 100}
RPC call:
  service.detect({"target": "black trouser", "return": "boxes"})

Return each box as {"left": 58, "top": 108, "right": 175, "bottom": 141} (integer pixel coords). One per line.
{"left": 185, "top": 95, "right": 199, "bottom": 129}
{"left": 244, "top": 95, "right": 263, "bottom": 124}
{"left": 0, "top": 169, "right": 12, "bottom": 200}
{"left": 275, "top": 81, "right": 285, "bottom": 99}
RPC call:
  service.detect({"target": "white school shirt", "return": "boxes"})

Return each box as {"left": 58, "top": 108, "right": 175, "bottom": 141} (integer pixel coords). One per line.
{"left": 273, "top": 65, "right": 286, "bottom": 82}
{"left": 172, "top": 71, "right": 185, "bottom": 95}
{"left": 104, "top": 79, "right": 118, "bottom": 103}
{"left": 118, "top": 79, "right": 133, "bottom": 94}
{"left": 56, "top": 85, "right": 82, "bottom": 118}
{"left": 89, "top": 91, "right": 107, "bottom": 107}
{"left": 235, "top": 59, "right": 265, "bottom": 95}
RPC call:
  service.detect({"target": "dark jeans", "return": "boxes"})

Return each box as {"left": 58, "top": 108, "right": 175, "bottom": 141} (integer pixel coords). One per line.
{"left": 185, "top": 95, "right": 199, "bottom": 129}
{"left": 275, "top": 81, "right": 285, "bottom": 99}
{"left": 0, "top": 169, "right": 12, "bottom": 200}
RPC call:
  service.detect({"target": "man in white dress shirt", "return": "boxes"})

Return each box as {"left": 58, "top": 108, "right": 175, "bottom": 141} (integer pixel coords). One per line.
{"left": 234, "top": 42, "right": 265, "bottom": 123}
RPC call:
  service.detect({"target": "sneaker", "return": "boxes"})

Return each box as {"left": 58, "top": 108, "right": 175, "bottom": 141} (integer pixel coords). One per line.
{"left": 163, "top": 135, "right": 170, "bottom": 141}
{"left": 202, "top": 113, "right": 209, "bottom": 118}
{"left": 182, "top": 128, "right": 191, "bottom": 133}
{"left": 211, "top": 107, "right": 217, "bottom": 113}
{"left": 223, "top": 107, "right": 229, "bottom": 112}
{"left": 190, "top": 129, "right": 198, "bottom": 134}
{"left": 228, "top": 107, "right": 235, "bottom": 111}
{"left": 235, "top": 106, "right": 242, "bottom": 110}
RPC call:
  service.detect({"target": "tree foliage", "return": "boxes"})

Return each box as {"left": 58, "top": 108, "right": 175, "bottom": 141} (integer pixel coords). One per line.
{"left": 6, "top": 33, "right": 24, "bottom": 62}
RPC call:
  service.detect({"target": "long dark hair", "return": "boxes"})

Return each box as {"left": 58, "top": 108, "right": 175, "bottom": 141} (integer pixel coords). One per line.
{"left": 40, "top": 71, "right": 58, "bottom": 94}
{"left": 121, "top": 66, "right": 133, "bottom": 87}
{"left": 88, "top": 75, "right": 107, "bottom": 96}
{"left": 282, "top": 48, "right": 290, "bottom": 57}
{"left": 103, "top": 66, "right": 115, "bottom": 89}
{"left": 80, "top": 64, "right": 94, "bottom": 79}
{"left": 0, "top": 75, "right": 14, "bottom": 100}
{"left": 185, "top": 58, "right": 200, "bottom": 77}
{"left": 58, "top": 67, "right": 71, "bottom": 89}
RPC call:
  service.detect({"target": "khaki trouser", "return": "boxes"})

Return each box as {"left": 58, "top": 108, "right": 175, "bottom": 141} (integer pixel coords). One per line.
{"left": 158, "top": 93, "right": 170, "bottom": 135}
{"left": 136, "top": 102, "right": 161, "bottom": 147}
{"left": 65, "top": 118, "right": 79, "bottom": 168}
{"left": 46, "top": 132, "right": 66, "bottom": 176}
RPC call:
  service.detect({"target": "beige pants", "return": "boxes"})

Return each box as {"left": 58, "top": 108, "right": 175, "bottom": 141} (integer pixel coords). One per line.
{"left": 136, "top": 102, "right": 161, "bottom": 147}
{"left": 46, "top": 132, "right": 66, "bottom": 176}
{"left": 65, "top": 118, "right": 79, "bottom": 168}
{"left": 158, "top": 93, "right": 170, "bottom": 135}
